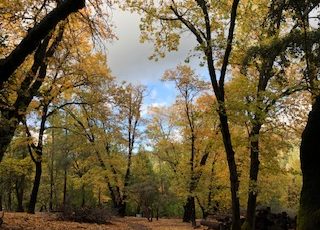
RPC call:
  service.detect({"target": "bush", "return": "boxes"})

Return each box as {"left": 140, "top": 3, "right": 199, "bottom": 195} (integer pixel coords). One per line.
{"left": 58, "top": 206, "right": 112, "bottom": 224}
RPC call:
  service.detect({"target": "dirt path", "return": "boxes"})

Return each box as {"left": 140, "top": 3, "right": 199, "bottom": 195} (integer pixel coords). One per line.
{"left": 127, "top": 222, "right": 151, "bottom": 230}
{"left": 1, "top": 212, "right": 206, "bottom": 229}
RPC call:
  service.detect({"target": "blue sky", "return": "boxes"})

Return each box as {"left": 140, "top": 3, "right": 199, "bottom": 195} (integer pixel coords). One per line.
{"left": 105, "top": 9, "right": 208, "bottom": 110}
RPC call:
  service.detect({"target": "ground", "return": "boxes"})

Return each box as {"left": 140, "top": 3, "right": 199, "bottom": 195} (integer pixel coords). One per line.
{"left": 1, "top": 212, "right": 207, "bottom": 230}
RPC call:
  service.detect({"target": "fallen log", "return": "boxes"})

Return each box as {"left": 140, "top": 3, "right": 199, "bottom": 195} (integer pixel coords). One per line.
{"left": 200, "top": 219, "right": 225, "bottom": 230}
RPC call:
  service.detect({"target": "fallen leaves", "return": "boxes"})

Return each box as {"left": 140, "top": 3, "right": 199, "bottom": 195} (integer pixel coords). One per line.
{"left": 1, "top": 212, "right": 206, "bottom": 229}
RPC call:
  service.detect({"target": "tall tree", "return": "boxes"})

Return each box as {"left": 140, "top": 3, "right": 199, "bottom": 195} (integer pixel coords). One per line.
{"left": 125, "top": 1, "right": 241, "bottom": 228}
{"left": 162, "top": 65, "right": 210, "bottom": 226}
{"left": 0, "top": 0, "right": 111, "bottom": 162}
{"left": 114, "top": 84, "right": 145, "bottom": 216}
{"left": 21, "top": 26, "right": 110, "bottom": 212}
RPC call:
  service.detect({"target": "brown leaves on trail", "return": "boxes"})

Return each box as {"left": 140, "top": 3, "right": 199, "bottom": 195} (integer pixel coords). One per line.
{"left": 1, "top": 212, "right": 206, "bottom": 229}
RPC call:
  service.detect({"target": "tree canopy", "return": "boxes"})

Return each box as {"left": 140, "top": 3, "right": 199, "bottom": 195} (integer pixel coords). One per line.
{"left": 1, "top": 1, "right": 320, "bottom": 230}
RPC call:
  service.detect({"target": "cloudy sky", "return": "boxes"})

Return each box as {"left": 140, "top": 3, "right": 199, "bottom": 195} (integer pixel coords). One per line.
{"left": 105, "top": 9, "right": 207, "bottom": 108}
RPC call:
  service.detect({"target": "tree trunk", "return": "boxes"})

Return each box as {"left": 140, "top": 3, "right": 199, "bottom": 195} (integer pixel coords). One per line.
{"left": 0, "top": 116, "right": 20, "bottom": 162}
{"left": 108, "top": 187, "right": 124, "bottom": 216}
{"left": 98, "top": 188, "right": 101, "bottom": 206}
{"left": 182, "top": 135, "right": 197, "bottom": 227}
{"left": 63, "top": 168, "right": 67, "bottom": 210}
{"left": 118, "top": 202, "right": 126, "bottom": 217}
{"left": 121, "top": 146, "right": 133, "bottom": 217}
{"left": 49, "top": 173, "right": 53, "bottom": 211}
{"left": 183, "top": 196, "right": 196, "bottom": 227}
{"left": 49, "top": 129, "right": 55, "bottom": 211}
{"left": 7, "top": 189, "right": 12, "bottom": 211}
{"left": 218, "top": 111, "right": 241, "bottom": 230}
{"left": 197, "top": 197, "right": 208, "bottom": 219}
{"left": 15, "top": 178, "right": 25, "bottom": 212}
{"left": 298, "top": 96, "right": 320, "bottom": 229}
{"left": 81, "top": 184, "right": 85, "bottom": 208}
{"left": 28, "top": 161, "right": 42, "bottom": 214}
{"left": 0, "top": 29, "right": 65, "bottom": 162}
{"left": 243, "top": 124, "right": 262, "bottom": 230}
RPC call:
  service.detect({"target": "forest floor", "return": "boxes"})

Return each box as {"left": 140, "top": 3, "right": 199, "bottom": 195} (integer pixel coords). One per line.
{"left": 1, "top": 212, "right": 207, "bottom": 229}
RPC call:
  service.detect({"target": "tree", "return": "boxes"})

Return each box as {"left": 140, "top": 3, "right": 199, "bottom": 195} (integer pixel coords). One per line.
{"left": 230, "top": 1, "right": 320, "bottom": 227}
{"left": 162, "top": 65, "right": 211, "bottom": 226}
{"left": 125, "top": 1, "right": 241, "bottom": 228}
{"left": 128, "top": 151, "right": 160, "bottom": 216}
{"left": 0, "top": 22, "right": 66, "bottom": 162}
{"left": 236, "top": 1, "right": 320, "bottom": 227}
{"left": 113, "top": 84, "right": 145, "bottom": 216}
{"left": 21, "top": 25, "right": 111, "bottom": 212}
{"left": 0, "top": 135, "right": 33, "bottom": 212}
{"left": 0, "top": 0, "right": 85, "bottom": 86}
{"left": 0, "top": 0, "right": 111, "bottom": 162}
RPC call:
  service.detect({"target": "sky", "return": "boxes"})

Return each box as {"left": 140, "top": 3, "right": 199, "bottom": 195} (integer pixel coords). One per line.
{"left": 105, "top": 8, "right": 207, "bottom": 109}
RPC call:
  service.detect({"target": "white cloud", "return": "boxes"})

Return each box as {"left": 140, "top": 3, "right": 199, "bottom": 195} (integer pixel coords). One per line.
{"left": 141, "top": 102, "right": 168, "bottom": 117}
{"left": 105, "top": 9, "right": 197, "bottom": 84}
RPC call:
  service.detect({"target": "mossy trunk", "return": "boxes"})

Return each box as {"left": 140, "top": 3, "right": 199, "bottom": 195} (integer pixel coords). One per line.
{"left": 298, "top": 96, "right": 320, "bottom": 229}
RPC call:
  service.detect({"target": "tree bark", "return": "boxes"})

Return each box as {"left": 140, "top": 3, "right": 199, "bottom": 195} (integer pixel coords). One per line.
{"left": 121, "top": 152, "right": 131, "bottom": 217}
{"left": 298, "top": 96, "right": 320, "bottom": 229}
{"left": 15, "top": 177, "right": 25, "bottom": 212}
{"left": 182, "top": 119, "right": 196, "bottom": 226}
{"left": 28, "top": 161, "right": 42, "bottom": 214}
{"left": 63, "top": 168, "right": 67, "bottom": 210}
{"left": 0, "top": 0, "right": 85, "bottom": 86}
{"left": 94, "top": 149, "right": 124, "bottom": 215}
{"left": 117, "top": 202, "right": 126, "bottom": 217}
{"left": 81, "top": 184, "right": 85, "bottom": 208}
{"left": 243, "top": 124, "right": 262, "bottom": 230}
{"left": 204, "top": 0, "right": 241, "bottom": 227}
{"left": 49, "top": 129, "right": 55, "bottom": 211}
{"left": 7, "top": 190, "right": 12, "bottom": 211}
{"left": 183, "top": 196, "right": 196, "bottom": 227}
{"left": 218, "top": 111, "right": 241, "bottom": 230}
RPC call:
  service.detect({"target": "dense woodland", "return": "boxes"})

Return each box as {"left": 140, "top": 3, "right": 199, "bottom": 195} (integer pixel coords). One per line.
{"left": 1, "top": 0, "right": 320, "bottom": 229}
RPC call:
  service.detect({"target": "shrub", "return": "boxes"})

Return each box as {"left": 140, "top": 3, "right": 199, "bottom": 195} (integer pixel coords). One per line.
{"left": 58, "top": 206, "right": 112, "bottom": 224}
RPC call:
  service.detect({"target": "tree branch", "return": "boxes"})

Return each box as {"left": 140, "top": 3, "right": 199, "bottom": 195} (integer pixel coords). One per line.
{"left": 219, "top": 0, "right": 240, "bottom": 88}
{"left": 0, "top": 0, "right": 85, "bottom": 87}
